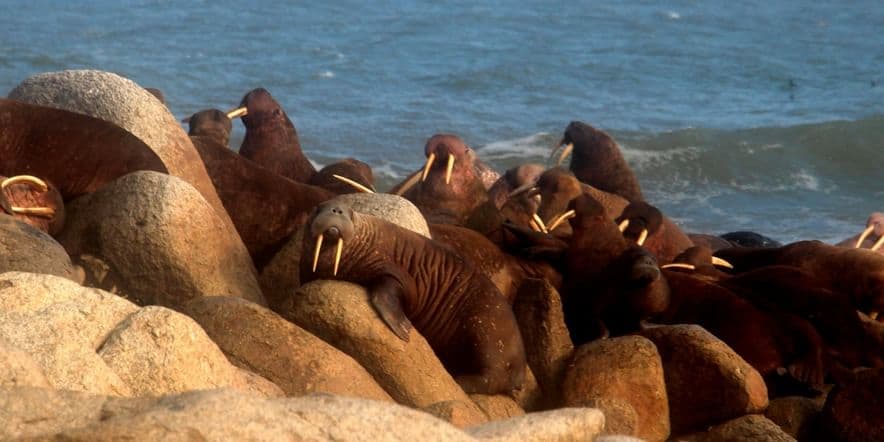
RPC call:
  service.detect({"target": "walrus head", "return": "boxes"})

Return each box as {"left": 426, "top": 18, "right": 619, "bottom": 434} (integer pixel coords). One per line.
{"left": 421, "top": 134, "right": 472, "bottom": 185}
{"left": 306, "top": 201, "right": 357, "bottom": 276}
{"left": 229, "top": 88, "right": 291, "bottom": 131}
{"left": 615, "top": 201, "right": 663, "bottom": 247}
{"left": 854, "top": 212, "right": 884, "bottom": 251}
{"left": 186, "top": 109, "right": 233, "bottom": 146}
{"left": 0, "top": 175, "right": 65, "bottom": 235}
{"left": 551, "top": 121, "right": 614, "bottom": 166}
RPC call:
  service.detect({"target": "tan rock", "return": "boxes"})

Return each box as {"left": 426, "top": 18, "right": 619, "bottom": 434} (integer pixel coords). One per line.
{"left": 467, "top": 407, "right": 605, "bottom": 441}
{"left": 0, "top": 272, "right": 137, "bottom": 396}
{"left": 0, "top": 386, "right": 109, "bottom": 440}
{"left": 513, "top": 365, "right": 545, "bottom": 412}
{"left": 281, "top": 280, "right": 484, "bottom": 416}
{"left": 765, "top": 396, "right": 824, "bottom": 440}
{"left": 53, "top": 389, "right": 474, "bottom": 441}
{"left": 258, "top": 193, "right": 430, "bottom": 310}
{"left": 7, "top": 69, "right": 233, "bottom": 230}
{"left": 180, "top": 296, "right": 392, "bottom": 401}
{"left": 0, "top": 215, "right": 78, "bottom": 281}
{"left": 679, "top": 414, "right": 796, "bottom": 442}
{"left": 511, "top": 277, "right": 573, "bottom": 404}
{"left": 57, "top": 171, "right": 264, "bottom": 309}
{"left": 0, "top": 337, "right": 49, "bottom": 388}
{"left": 423, "top": 400, "right": 488, "bottom": 429}
{"left": 819, "top": 367, "right": 884, "bottom": 442}
{"left": 640, "top": 324, "right": 768, "bottom": 434}
{"left": 579, "top": 397, "right": 640, "bottom": 436}
{"left": 470, "top": 394, "right": 525, "bottom": 421}
{"left": 562, "top": 336, "right": 669, "bottom": 442}
{"left": 234, "top": 366, "right": 286, "bottom": 398}
{"left": 97, "top": 306, "right": 268, "bottom": 397}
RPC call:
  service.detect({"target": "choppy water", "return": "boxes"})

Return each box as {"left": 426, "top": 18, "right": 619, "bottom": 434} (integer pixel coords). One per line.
{"left": 3, "top": 1, "right": 882, "bottom": 243}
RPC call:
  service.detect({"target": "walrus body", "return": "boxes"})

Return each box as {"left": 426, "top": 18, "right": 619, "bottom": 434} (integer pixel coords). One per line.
{"left": 557, "top": 121, "right": 644, "bottom": 202}
{"left": 308, "top": 158, "right": 376, "bottom": 195}
{"left": 301, "top": 201, "right": 526, "bottom": 395}
{"left": 0, "top": 175, "right": 65, "bottom": 235}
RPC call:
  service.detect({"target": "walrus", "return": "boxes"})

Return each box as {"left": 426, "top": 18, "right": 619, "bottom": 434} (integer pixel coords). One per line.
{"left": 307, "top": 158, "right": 376, "bottom": 195}
{"left": 187, "top": 109, "right": 335, "bottom": 267}
{"left": 837, "top": 212, "right": 884, "bottom": 253}
{"left": 229, "top": 88, "right": 317, "bottom": 183}
{"left": 551, "top": 121, "right": 644, "bottom": 202}
{"left": 719, "top": 231, "right": 783, "bottom": 248}
{"left": 615, "top": 201, "right": 663, "bottom": 247}
{"left": 186, "top": 108, "right": 233, "bottom": 147}
{"left": 486, "top": 163, "right": 545, "bottom": 230}
{"left": 144, "top": 87, "right": 165, "bottom": 104}
{"left": 0, "top": 175, "right": 65, "bottom": 235}
{"left": 300, "top": 200, "right": 526, "bottom": 395}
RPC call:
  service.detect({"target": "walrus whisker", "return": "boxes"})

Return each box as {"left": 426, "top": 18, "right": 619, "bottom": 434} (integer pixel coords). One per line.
{"left": 226, "top": 106, "right": 248, "bottom": 119}
{"left": 871, "top": 235, "right": 884, "bottom": 252}
{"left": 555, "top": 142, "right": 574, "bottom": 166}
{"left": 618, "top": 219, "right": 630, "bottom": 232}
{"left": 421, "top": 153, "right": 436, "bottom": 182}
{"left": 546, "top": 209, "right": 576, "bottom": 231}
{"left": 855, "top": 225, "right": 875, "bottom": 248}
{"left": 636, "top": 228, "right": 649, "bottom": 246}
{"left": 661, "top": 263, "right": 696, "bottom": 270}
{"left": 312, "top": 234, "right": 324, "bottom": 272}
{"left": 711, "top": 256, "right": 734, "bottom": 269}
{"left": 332, "top": 174, "right": 375, "bottom": 193}
{"left": 444, "top": 154, "right": 455, "bottom": 185}
{"left": 11, "top": 206, "right": 55, "bottom": 218}
{"left": 1, "top": 175, "right": 49, "bottom": 193}
{"left": 532, "top": 213, "right": 548, "bottom": 233}
{"left": 333, "top": 237, "right": 344, "bottom": 276}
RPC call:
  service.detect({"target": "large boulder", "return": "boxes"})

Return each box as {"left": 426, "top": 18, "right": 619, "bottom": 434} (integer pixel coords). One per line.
{"left": 180, "top": 296, "right": 392, "bottom": 401}
{"left": 7, "top": 69, "right": 233, "bottom": 229}
{"left": 57, "top": 171, "right": 264, "bottom": 308}
{"left": 258, "top": 193, "right": 429, "bottom": 310}
{"left": 562, "top": 336, "right": 670, "bottom": 442}
{"left": 422, "top": 400, "right": 488, "bottom": 429}
{"left": 819, "top": 367, "right": 884, "bottom": 442}
{"left": 0, "top": 337, "right": 50, "bottom": 388}
{"left": 467, "top": 407, "right": 606, "bottom": 442}
{"left": 280, "top": 280, "right": 485, "bottom": 420}
{"left": 765, "top": 396, "right": 824, "bottom": 441}
{"left": 469, "top": 394, "right": 525, "bottom": 421}
{"left": 0, "top": 386, "right": 117, "bottom": 440}
{"left": 679, "top": 414, "right": 796, "bottom": 442}
{"left": 640, "top": 324, "right": 768, "bottom": 434}
{"left": 0, "top": 215, "right": 79, "bottom": 281}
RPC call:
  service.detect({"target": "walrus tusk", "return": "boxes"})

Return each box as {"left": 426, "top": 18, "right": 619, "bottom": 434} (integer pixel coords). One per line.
{"left": 711, "top": 256, "right": 734, "bottom": 269}
{"left": 868, "top": 311, "right": 879, "bottom": 321}
{"left": 636, "top": 229, "right": 649, "bottom": 246}
{"left": 333, "top": 237, "right": 344, "bottom": 276}
{"left": 393, "top": 169, "right": 422, "bottom": 196}
{"left": 226, "top": 106, "right": 248, "bottom": 119}
{"left": 421, "top": 153, "right": 436, "bottom": 182}
{"left": 553, "top": 142, "right": 574, "bottom": 166}
{"left": 529, "top": 219, "right": 542, "bottom": 232}
{"left": 855, "top": 225, "right": 875, "bottom": 248}
{"left": 546, "top": 209, "right": 576, "bottom": 232}
{"left": 618, "top": 219, "right": 630, "bottom": 232}
{"left": 872, "top": 235, "right": 884, "bottom": 252}
{"left": 332, "top": 174, "right": 375, "bottom": 194}
{"left": 11, "top": 206, "right": 55, "bottom": 218}
{"left": 661, "top": 263, "right": 696, "bottom": 270}
{"left": 1, "top": 175, "right": 49, "bottom": 193}
{"left": 444, "top": 154, "right": 455, "bottom": 185}
{"left": 508, "top": 183, "right": 537, "bottom": 199}
{"left": 532, "top": 213, "right": 549, "bottom": 233}
{"left": 312, "top": 234, "right": 324, "bottom": 273}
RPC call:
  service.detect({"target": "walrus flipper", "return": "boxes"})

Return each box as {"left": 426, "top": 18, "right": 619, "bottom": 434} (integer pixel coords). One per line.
{"left": 370, "top": 267, "right": 416, "bottom": 342}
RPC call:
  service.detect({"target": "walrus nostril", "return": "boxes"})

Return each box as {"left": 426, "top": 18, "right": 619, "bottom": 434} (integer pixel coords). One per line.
{"left": 326, "top": 226, "right": 340, "bottom": 237}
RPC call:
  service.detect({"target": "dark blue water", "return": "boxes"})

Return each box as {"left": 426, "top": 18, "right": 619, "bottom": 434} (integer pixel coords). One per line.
{"left": 3, "top": 1, "right": 882, "bottom": 243}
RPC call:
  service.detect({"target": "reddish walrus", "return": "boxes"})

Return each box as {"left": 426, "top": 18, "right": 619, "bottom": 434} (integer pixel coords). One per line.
{"left": 187, "top": 109, "right": 335, "bottom": 268}
{"left": 0, "top": 174, "right": 65, "bottom": 235}
{"left": 300, "top": 200, "right": 526, "bottom": 395}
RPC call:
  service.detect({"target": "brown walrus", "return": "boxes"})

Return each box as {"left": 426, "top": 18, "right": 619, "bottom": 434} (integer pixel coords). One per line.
{"left": 307, "top": 158, "right": 376, "bottom": 195}
{"left": 0, "top": 175, "right": 65, "bottom": 235}
{"left": 552, "top": 121, "right": 644, "bottom": 202}
{"left": 486, "top": 163, "right": 544, "bottom": 228}
{"left": 837, "top": 212, "right": 884, "bottom": 254}
{"left": 187, "top": 109, "right": 335, "bottom": 267}
{"left": 186, "top": 108, "right": 233, "bottom": 147}
{"left": 230, "top": 88, "right": 317, "bottom": 183}
{"left": 300, "top": 200, "right": 526, "bottom": 395}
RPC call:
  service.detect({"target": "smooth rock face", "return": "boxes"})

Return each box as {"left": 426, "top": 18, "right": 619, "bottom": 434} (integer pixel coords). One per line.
{"left": 0, "top": 272, "right": 137, "bottom": 396}
{"left": 281, "top": 280, "right": 484, "bottom": 418}
{"left": 181, "top": 296, "right": 392, "bottom": 402}
{"left": 7, "top": 69, "right": 233, "bottom": 228}
{"left": 57, "top": 171, "right": 264, "bottom": 309}
{"left": 467, "top": 407, "right": 606, "bottom": 442}
{"left": 640, "top": 324, "right": 768, "bottom": 434}
{"left": 0, "top": 337, "right": 50, "bottom": 388}
{"left": 511, "top": 278, "right": 574, "bottom": 405}
{"left": 258, "top": 193, "right": 431, "bottom": 309}
{"left": 562, "top": 336, "right": 670, "bottom": 442}
{"left": 422, "top": 400, "right": 488, "bottom": 429}
{"left": 820, "top": 367, "right": 884, "bottom": 442}
{"left": 0, "top": 215, "right": 78, "bottom": 281}
{"left": 680, "top": 414, "right": 796, "bottom": 442}
{"left": 469, "top": 394, "right": 526, "bottom": 421}
{"left": 97, "top": 306, "right": 267, "bottom": 397}
{"left": 51, "top": 389, "right": 475, "bottom": 441}
{"left": 0, "top": 386, "right": 110, "bottom": 440}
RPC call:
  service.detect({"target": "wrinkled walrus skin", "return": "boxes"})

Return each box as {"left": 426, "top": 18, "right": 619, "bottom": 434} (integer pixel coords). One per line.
{"left": 300, "top": 201, "right": 526, "bottom": 395}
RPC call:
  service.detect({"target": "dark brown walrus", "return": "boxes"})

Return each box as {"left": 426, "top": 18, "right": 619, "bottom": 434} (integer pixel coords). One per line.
{"left": 0, "top": 175, "right": 65, "bottom": 235}
{"left": 552, "top": 121, "right": 644, "bottom": 202}
{"left": 231, "top": 88, "right": 317, "bottom": 183}
{"left": 300, "top": 200, "right": 526, "bottom": 395}
{"left": 307, "top": 158, "right": 376, "bottom": 195}
{"left": 187, "top": 109, "right": 335, "bottom": 269}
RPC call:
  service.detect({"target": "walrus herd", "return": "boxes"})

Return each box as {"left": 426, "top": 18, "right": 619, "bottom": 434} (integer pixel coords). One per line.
{"left": 2, "top": 76, "right": 883, "bottom": 439}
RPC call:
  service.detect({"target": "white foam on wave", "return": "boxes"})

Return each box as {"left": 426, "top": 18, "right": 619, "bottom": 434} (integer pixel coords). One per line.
{"left": 478, "top": 132, "right": 554, "bottom": 161}
{"left": 620, "top": 144, "right": 704, "bottom": 172}
{"left": 316, "top": 70, "right": 335, "bottom": 79}
{"left": 728, "top": 169, "right": 824, "bottom": 193}
{"left": 666, "top": 11, "right": 681, "bottom": 20}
